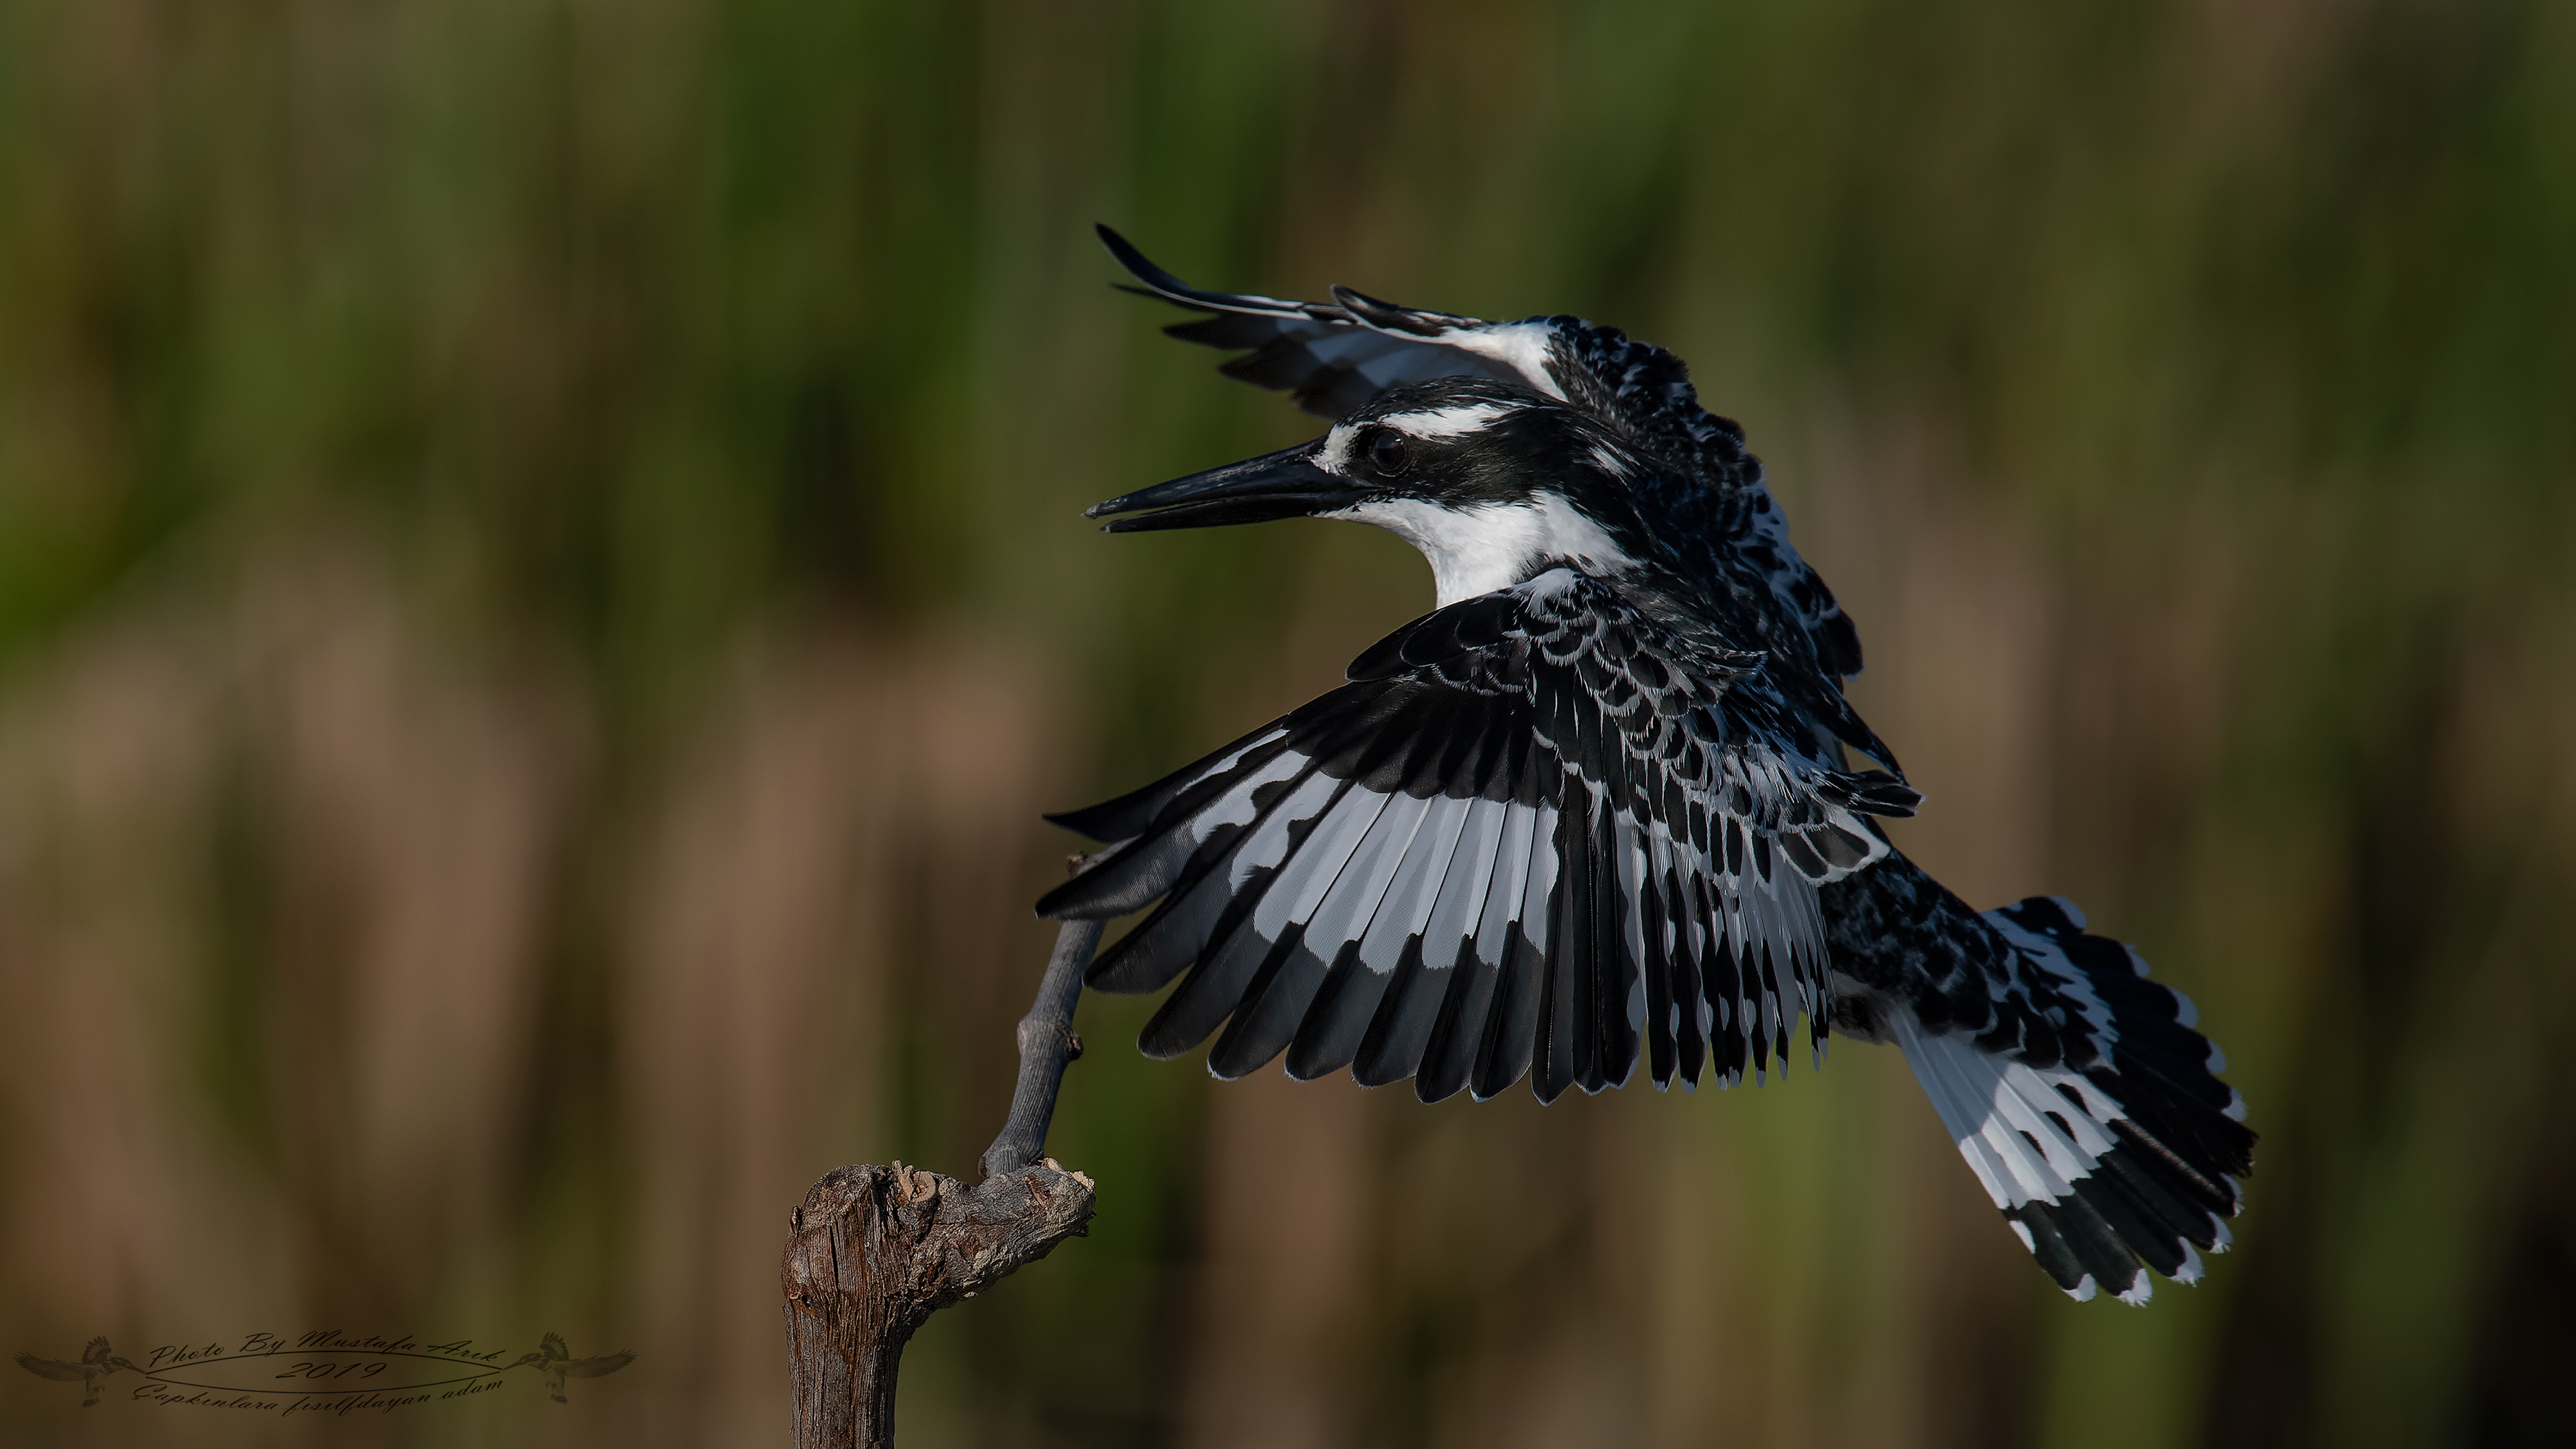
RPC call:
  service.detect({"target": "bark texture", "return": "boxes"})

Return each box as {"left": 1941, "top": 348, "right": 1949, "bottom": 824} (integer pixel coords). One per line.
{"left": 780, "top": 1159, "right": 1095, "bottom": 1448}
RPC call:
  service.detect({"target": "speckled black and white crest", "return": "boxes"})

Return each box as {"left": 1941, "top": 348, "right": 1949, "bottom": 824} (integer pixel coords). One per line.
{"left": 1051, "top": 229, "right": 2255, "bottom": 1305}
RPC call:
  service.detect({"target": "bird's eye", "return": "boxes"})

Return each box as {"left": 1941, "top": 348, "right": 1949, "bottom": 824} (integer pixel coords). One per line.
{"left": 1368, "top": 429, "right": 1409, "bottom": 475}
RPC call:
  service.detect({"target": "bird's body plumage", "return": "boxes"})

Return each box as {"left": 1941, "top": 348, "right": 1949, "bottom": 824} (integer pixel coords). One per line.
{"left": 1049, "top": 229, "right": 2254, "bottom": 1305}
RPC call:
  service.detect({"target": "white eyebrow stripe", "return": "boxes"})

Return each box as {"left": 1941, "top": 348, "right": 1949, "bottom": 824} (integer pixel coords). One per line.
{"left": 1375, "top": 402, "right": 1515, "bottom": 439}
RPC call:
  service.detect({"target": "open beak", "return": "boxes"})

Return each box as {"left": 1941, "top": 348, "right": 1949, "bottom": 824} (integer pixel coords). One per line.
{"left": 1085, "top": 441, "right": 1366, "bottom": 533}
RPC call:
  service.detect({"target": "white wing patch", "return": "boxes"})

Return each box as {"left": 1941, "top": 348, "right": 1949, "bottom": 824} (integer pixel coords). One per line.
{"left": 1892, "top": 1010, "right": 2149, "bottom": 1302}
{"left": 1425, "top": 320, "right": 1566, "bottom": 400}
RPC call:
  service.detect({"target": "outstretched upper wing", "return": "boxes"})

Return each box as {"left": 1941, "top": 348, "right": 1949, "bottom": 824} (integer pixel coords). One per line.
{"left": 1097, "top": 225, "right": 1868, "bottom": 684}
{"left": 14, "top": 1354, "right": 87, "bottom": 1381}
{"left": 1099, "top": 225, "right": 1566, "bottom": 423}
{"left": 1039, "top": 569, "right": 1917, "bottom": 1103}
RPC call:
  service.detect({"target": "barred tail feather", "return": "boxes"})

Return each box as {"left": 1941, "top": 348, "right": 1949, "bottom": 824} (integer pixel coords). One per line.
{"left": 1894, "top": 896, "right": 2253, "bottom": 1304}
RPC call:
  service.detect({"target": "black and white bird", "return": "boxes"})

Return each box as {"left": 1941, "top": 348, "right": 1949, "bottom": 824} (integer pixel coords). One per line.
{"left": 1041, "top": 226, "right": 2255, "bottom": 1305}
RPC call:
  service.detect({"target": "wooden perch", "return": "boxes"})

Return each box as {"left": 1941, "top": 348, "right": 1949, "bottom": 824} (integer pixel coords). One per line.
{"left": 780, "top": 916, "right": 1105, "bottom": 1448}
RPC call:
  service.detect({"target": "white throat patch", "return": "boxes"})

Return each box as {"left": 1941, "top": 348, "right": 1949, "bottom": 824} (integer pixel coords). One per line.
{"left": 1332, "top": 496, "right": 1635, "bottom": 606}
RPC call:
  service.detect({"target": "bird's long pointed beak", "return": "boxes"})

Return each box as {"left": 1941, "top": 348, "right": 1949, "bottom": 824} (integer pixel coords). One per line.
{"left": 1085, "top": 441, "right": 1364, "bottom": 532}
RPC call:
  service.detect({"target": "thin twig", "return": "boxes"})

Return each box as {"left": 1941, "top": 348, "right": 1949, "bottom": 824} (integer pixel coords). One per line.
{"left": 981, "top": 918, "right": 1104, "bottom": 1181}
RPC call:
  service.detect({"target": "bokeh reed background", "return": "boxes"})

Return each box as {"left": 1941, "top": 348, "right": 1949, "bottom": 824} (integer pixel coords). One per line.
{"left": 1, "top": 1, "right": 2570, "bottom": 1445}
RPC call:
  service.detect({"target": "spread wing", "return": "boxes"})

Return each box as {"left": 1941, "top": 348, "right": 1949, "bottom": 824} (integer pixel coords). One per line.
{"left": 1098, "top": 226, "right": 1868, "bottom": 688}
{"left": 1098, "top": 225, "right": 1565, "bottom": 423}
{"left": 1040, "top": 569, "right": 1917, "bottom": 1103}
{"left": 15, "top": 1354, "right": 89, "bottom": 1381}
{"left": 564, "top": 1352, "right": 635, "bottom": 1379}
{"left": 540, "top": 1332, "right": 568, "bottom": 1360}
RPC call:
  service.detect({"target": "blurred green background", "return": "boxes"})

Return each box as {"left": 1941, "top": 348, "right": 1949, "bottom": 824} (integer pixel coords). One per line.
{"left": 1, "top": 0, "right": 2570, "bottom": 1445}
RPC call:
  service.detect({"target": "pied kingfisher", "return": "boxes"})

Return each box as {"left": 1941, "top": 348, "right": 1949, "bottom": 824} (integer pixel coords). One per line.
{"left": 1041, "top": 226, "right": 2254, "bottom": 1304}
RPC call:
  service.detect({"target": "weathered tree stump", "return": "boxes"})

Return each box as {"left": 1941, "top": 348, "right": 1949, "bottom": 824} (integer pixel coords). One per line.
{"left": 780, "top": 1158, "right": 1095, "bottom": 1448}
{"left": 780, "top": 915, "right": 1104, "bottom": 1447}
